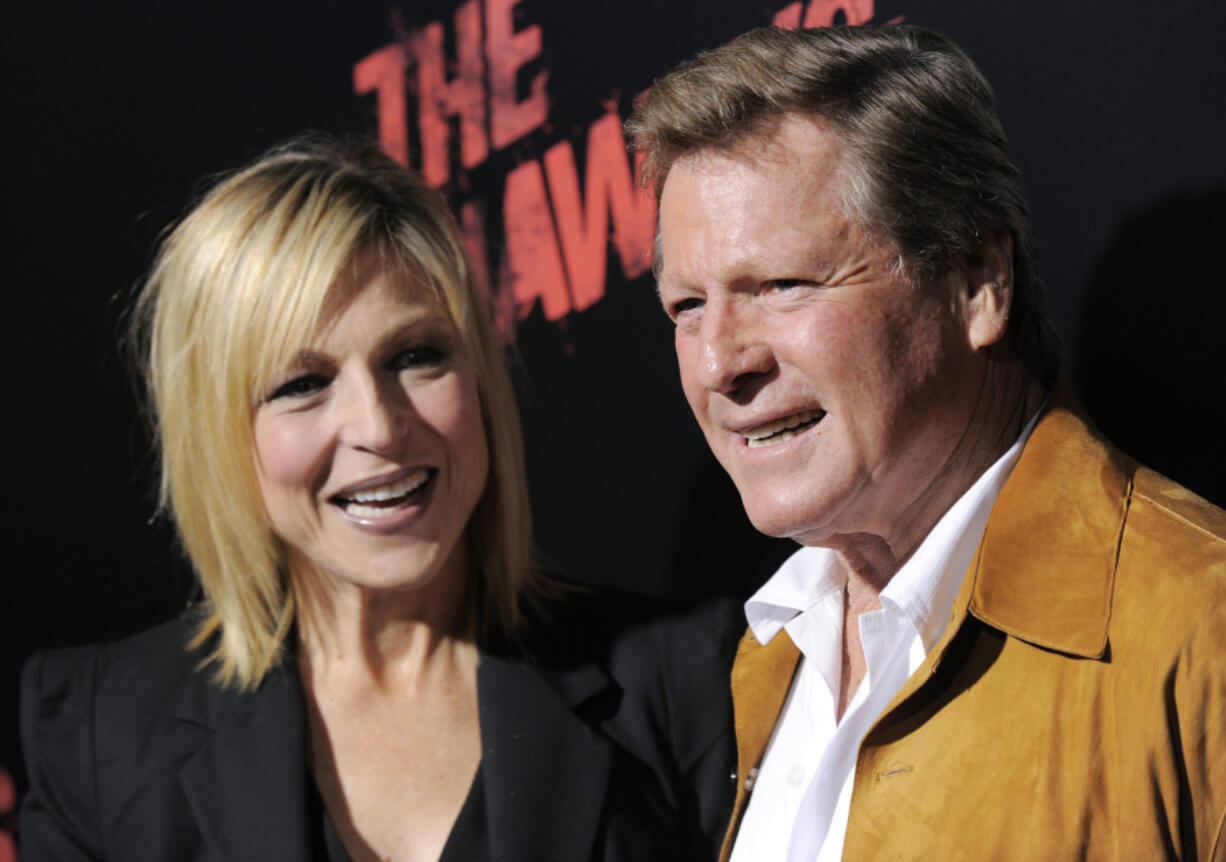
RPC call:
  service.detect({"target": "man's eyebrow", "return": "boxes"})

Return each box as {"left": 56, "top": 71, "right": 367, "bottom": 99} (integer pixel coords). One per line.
{"left": 652, "top": 231, "right": 665, "bottom": 283}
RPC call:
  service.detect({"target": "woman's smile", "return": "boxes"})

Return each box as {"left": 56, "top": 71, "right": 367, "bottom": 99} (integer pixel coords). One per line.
{"left": 330, "top": 466, "right": 436, "bottom": 530}
{"left": 252, "top": 267, "right": 490, "bottom": 595}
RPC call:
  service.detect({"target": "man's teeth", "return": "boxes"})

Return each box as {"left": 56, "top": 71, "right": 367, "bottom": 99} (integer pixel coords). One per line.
{"left": 338, "top": 469, "right": 431, "bottom": 514}
{"left": 743, "top": 410, "right": 823, "bottom": 448}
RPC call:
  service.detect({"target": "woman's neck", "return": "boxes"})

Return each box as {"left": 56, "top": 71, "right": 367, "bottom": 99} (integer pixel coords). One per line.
{"left": 290, "top": 551, "right": 477, "bottom": 692}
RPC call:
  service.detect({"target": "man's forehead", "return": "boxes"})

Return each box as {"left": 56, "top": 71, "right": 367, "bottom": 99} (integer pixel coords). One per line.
{"left": 656, "top": 116, "right": 856, "bottom": 281}
{"left": 659, "top": 119, "right": 852, "bottom": 241}
{"left": 668, "top": 113, "right": 845, "bottom": 179}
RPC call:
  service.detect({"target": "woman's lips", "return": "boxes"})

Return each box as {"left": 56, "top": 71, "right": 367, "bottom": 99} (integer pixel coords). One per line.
{"left": 330, "top": 467, "right": 435, "bottom": 524}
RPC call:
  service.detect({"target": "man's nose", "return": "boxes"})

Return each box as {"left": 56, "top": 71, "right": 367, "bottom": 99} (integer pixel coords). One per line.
{"left": 694, "top": 298, "right": 773, "bottom": 397}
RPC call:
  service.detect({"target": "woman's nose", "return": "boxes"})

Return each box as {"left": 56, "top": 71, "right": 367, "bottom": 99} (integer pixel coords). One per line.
{"left": 337, "top": 374, "right": 409, "bottom": 454}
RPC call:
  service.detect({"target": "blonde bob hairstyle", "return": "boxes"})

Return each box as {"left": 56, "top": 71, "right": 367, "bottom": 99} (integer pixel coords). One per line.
{"left": 132, "top": 137, "right": 540, "bottom": 688}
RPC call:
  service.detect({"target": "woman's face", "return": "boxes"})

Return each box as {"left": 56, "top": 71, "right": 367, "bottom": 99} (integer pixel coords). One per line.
{"left": 252, "top": 269, "right": 489, "bottom": 599}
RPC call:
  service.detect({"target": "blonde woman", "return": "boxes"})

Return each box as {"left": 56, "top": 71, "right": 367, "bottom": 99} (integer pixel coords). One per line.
{"left": 19, "top": 139, "right": 739, "bottom": 862}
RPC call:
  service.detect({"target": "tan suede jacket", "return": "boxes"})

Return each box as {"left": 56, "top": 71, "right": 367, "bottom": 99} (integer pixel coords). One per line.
{"left": 721, "top": 398, "right": 1226, "bottom": 861}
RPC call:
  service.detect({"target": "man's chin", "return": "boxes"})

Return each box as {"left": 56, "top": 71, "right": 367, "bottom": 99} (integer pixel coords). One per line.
{"left": 741, "top": 498, "right": 831, "bottom": 544}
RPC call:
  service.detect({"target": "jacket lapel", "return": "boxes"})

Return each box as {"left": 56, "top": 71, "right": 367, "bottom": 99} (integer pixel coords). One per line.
{"left": 719, "top": 627, "right": 801, "bottom": 862}
{"left": 478, "top": 649, "right": 614, "bottom": 862}
{"left": 873, "top": 392, "right": 1130, "bottom": 729}
{"left": 175, "top": 662, "right": 314, "bottom": 862}
{"left": 966, "top": 396, "right": 1129, "bottom": 657}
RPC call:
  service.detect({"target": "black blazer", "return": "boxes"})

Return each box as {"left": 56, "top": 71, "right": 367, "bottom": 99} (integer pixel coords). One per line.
{"left": 19, "top": 597, "right": 741, "bottom": 861}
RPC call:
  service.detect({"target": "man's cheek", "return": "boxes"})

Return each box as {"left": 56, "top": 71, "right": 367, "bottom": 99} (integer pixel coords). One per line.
{"left": 676, "top": 345, "right": 705, "bottom": 405}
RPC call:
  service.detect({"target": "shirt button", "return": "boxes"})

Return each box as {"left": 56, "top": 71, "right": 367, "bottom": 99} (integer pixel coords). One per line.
{"left": 787, "top": 764, "right": 805, "bottom": 787}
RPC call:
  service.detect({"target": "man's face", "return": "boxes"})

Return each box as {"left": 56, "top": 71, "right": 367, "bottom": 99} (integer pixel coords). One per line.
{"left": 657, "top": 116, "right": 985, "bottom": 547}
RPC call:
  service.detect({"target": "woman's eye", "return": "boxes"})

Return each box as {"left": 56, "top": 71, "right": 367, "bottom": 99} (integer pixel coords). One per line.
{"left": 267, "top": 374, "right": 330, "bottom": 401}
{"left": 391, "top": 345, "right": 447, "bottom": 370}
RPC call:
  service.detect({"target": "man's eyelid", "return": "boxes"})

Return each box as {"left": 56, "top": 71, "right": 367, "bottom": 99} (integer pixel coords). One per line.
{"left": 661, "top": 286, "right": 705, "bottom": 321}
{"left": 764, "top": 277, "right": 818, "bottom": 291}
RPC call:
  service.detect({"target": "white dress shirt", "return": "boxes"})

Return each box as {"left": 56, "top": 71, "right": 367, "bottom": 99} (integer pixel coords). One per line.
{"left": 729, "top": 411, "right": 1040, "bottom": 862}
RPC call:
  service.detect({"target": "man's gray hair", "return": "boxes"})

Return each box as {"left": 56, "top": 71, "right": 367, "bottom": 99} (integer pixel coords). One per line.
{"left": 627, "top": 25, "right": 1060, "bottom": 384}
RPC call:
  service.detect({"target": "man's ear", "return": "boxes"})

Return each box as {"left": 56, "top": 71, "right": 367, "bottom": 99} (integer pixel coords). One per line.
{"left": 958, "top": 232, "right": 1013, "bottom": 351}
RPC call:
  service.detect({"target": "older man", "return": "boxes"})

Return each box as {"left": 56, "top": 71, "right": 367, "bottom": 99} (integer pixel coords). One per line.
{"left": 628, "top": 25, "right": 1226, "bottom": 861}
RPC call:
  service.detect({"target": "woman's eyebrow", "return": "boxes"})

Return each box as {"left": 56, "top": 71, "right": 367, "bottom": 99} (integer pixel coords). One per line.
{"left": 281, "top": 349, "right": 333, "bottom": 368}
{"left": 373, "top": 315, "right": 454, "bottom": 348}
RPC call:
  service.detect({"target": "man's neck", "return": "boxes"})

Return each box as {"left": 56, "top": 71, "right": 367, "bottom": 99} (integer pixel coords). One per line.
{"left": 830, "top": 366, "right": 1046, "bottom": 717}
{"left": 838, "top": 369, "right": 1045, "bottom": 607}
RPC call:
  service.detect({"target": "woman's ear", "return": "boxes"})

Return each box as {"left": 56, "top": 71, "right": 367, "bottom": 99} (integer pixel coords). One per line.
{"left": 959, "top": 232, "right": 1014, "bottom": 350}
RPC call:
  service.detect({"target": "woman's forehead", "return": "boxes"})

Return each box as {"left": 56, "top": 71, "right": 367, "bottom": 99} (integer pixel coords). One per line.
{"left": 321, "top": 264, "right": 448, "bottom": 332}
{"left": 249, "top": 250, "right": 462, "bottom": 393}
{"left": 325, "top": 248, "right": 445, "bottom": 314}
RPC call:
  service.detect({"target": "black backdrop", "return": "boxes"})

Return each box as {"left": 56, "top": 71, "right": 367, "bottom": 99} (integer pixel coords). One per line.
{"left": 3, "top": 0, "right": 1224, "bottom": 834}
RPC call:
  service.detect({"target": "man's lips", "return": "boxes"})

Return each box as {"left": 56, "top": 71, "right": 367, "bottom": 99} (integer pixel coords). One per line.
{"left": 737, "top": 409, "right": 825, "bottom": 448}
{"left": 329, "top": 467, "right": 434, "bottom": 519}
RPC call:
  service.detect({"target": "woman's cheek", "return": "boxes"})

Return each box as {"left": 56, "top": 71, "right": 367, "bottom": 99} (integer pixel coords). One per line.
{"left": 254, "top": 413, "right": 328, "bottom": 501}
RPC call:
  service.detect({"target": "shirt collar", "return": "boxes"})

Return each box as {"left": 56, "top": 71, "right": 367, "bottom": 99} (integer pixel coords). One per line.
{"left": 744, "top": 407, "right": 1042, "bottom": 650}
{"left": 744, "top": 547, "right": 842, "bottom": 645}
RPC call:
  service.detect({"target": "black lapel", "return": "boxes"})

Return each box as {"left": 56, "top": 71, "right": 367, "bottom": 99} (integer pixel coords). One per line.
{"left": 174, "top": 662, "right": 314, "bottom": 862}
{"left": 478, "top": 650, "right": 615, "bottom": 862}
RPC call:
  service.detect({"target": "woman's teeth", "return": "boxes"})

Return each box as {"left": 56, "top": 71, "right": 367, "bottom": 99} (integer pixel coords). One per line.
{"left": 743, "top": 410, "right": 824, "bottom": 448}
{"left": 335, "top": 469, "right": 431, "bottom": 516}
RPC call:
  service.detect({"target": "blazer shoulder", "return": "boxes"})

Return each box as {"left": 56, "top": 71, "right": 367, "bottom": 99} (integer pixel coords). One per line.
{"left": 1117, "top": 468, "right": 1226, "bottom": 609}
{"left": 507, "top": 585, "right": 741, "bottom": 775}
{"left": 516, "top": 585, "right": 743, "bottom": 691}
{"left": 23, "top": 615, "right": 204, "bottom": 744}
{"left": 511, "top": 582, "right": 741, "bottom": 661}
{"left": 606, "top": 594, "right": 742, "bottom": 766}
{"left": 521, "top": 588, "right": 741, "bottom": 862}
{"left": 605, "top": 595, "right": 742, "bottom": 861}
{"left": 1130, "top": 467, "right": 1226, "bottom": 549}
{"left": 59, "top": 616, "right": 210, "bottom": 730}
{"left": 604, "top": 594, "right": 744, "bottom": 691}
{"left": 1110, "top": 468, "right": 1226, "bottom": 675}
{"left": 20, "top": 616, "right": 206, "bottom": 860}
{"left": 20, "top": 642, "right": 105, "bottom": 859}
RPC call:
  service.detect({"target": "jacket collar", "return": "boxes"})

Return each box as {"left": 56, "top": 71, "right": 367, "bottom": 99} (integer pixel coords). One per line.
{"left": 720, "top": 627, "right": 802, "bottom": 862}
{"left": 171, "top": 639, "right": 618, "bottom": 862}
{"left": 173, "top": 657, "right": 314, "bottom": 862}
{"left": 477, "top": 650, "right": 615, "bottom": 862}
{"left": 964, "top": 386, "right": 1132, "bottom": 658}
{"left": 719, "top": 389, "right": 1135, "bottom": 860}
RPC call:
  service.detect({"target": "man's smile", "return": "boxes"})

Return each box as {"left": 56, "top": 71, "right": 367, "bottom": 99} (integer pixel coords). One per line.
{"left": 738, "top": 409, "right": 826, "bottom": 448}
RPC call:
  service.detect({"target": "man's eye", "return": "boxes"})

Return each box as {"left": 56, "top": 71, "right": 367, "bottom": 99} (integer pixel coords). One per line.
{"left": 669, "top": 297, "right": 704, "bottom": 320}
{"left": 391, "top": 345, "right": 447, "bottom": 370}
{"left": 268, "top": 374, "right": 329, "bottom": 401}
{"left": 765, "top": 279, "right": 811, "bottom": 292}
